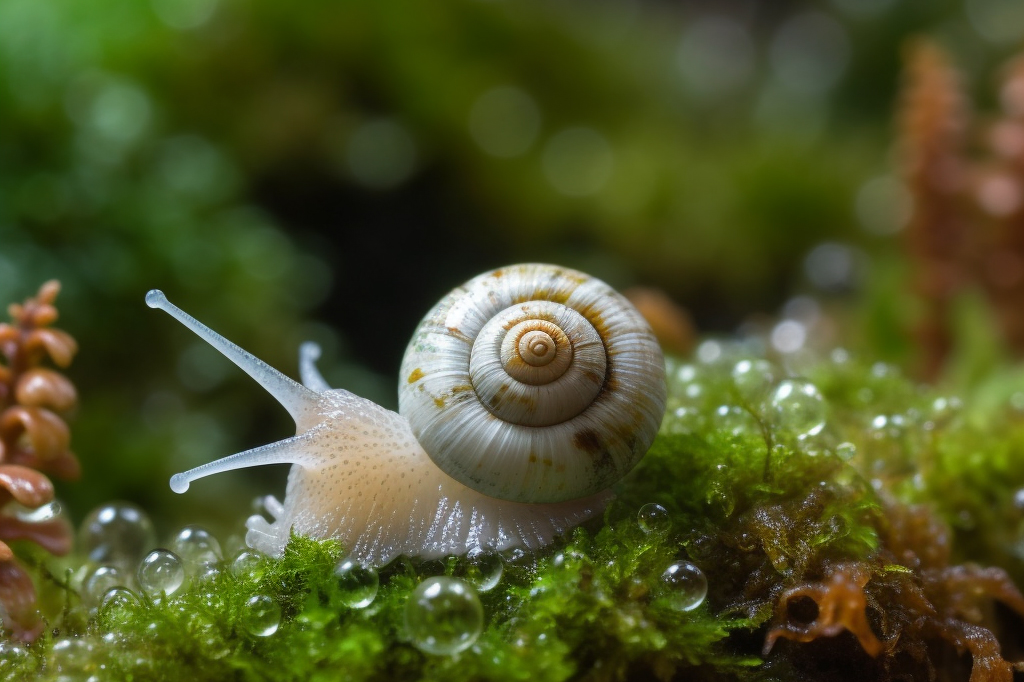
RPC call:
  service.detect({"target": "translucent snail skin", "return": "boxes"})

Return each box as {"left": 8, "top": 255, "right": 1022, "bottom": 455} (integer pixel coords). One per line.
{"left": 147, "top": 264, "right": 667, "bottom": 567}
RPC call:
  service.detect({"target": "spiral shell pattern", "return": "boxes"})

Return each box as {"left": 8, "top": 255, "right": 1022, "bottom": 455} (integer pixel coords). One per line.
{"left": 398, "top": 263, "right": 666, "bottom": 504}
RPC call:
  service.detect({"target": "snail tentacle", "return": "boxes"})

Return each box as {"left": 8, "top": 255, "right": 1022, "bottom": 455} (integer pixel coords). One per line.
{"left": 298, "top": 341, "right": 332, "bottom": 393}
{"left": 146, "top": 290, "right": 320, "bottom": 429}
{"left": 169, "top": 432, "right": 319, "bottom": 494}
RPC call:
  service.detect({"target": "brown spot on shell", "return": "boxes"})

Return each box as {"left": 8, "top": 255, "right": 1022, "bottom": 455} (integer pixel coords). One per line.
{"left": 572, "top": 429, "right": 603, "bottom": 454}
{"left": 407, "top": 368, "right": 425, "bottom": 384}
{"left": 446, "top": 326, "right": 474, "bottom": 344}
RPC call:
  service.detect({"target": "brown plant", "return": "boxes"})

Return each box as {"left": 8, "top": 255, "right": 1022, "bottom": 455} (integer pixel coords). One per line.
{"left": 897, "top": 42, "right": 1024, "bottom": 378}
{"left": 0, "top": 281, "right": 78, "bottom": 640}
{"left": 756, "top": 496, "right": 1024, "bottom": 682}
{"left": 898, "top": 39, "right": 971, "bottom": 381}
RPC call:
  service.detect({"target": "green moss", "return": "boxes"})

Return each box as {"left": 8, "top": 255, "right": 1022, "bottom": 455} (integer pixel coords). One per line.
{"left": 11, "top": 347, "right": 1024, "bottom": 681}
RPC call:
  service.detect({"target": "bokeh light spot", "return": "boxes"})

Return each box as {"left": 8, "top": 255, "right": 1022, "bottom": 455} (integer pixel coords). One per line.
{"left": 468, "top": 86, "right": 541, "bottom": 158}
{"left": 345, "top": 119, "right": 417, "bottom": 190}
{"left": 677, "top": 16, "right": 754, "bottom": 97}
{"left": 542, "top": 127, "right": 614, "bottom": 197}
{"left": 770, "top": 12, "right": 850, "bottom": 96}
{"left": 151, "top": 0, "right": 218, "bottom": 30}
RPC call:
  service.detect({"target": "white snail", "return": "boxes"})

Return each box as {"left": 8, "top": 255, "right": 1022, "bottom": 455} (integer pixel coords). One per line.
{"left": 146, "top": 263, "right": 666, "bottom": 566}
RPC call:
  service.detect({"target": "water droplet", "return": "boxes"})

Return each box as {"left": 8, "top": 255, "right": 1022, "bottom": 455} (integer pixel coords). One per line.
{"left": 404, "top": 577, "right": 484, "bottom": 656}
{"left": 0, "top": 640, "right": 32, "bottom": 673}
{"left": 97, "top": 587, "right": 141, "bottom": 627}
{"left": 242, "top": 595, "right": 281, "bottom": 637}
{"left": 768, "top": 379, "right": 826, "bottom": 439}
{"left": 637, "top": 503, "right": 671, "bottom": 535}
{"left": 84, "top": 565, "right": 128, "bottom": 607}
{"left": 48, "top": 637, "right": 93, "bottom": 673}
{"left": 79, "top": 502, "right": 156, "bottom": 572}
{"left": 12, "top": 499, "right": 63, "bottom": 523}
{"left": 660, "top": 561, "right": 708, "bottom": 612}
{"left": 461, "top": 550, "right": 503, "bottom": 592}
{"left": 714, "top": 404, "right": 758, "bottom": 436}
{"left": 335, "top": 559, "right": 379, "bottom": 608}
{"left": 731, "top": 359, "right": 777, "bottom": 402}
{"left": 231, "top": 550, "right": 264, "bottom": 578}
{"left": 137, "top": 549, "right": 185, "bottom": 599}
{"left": 835, "top": 442, "right": 857, "bottom": 462}
{"left": 169, "top": 525, "right": 222, "bottom": 572}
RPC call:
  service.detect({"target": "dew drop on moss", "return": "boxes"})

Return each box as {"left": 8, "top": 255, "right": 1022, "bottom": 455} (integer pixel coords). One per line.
{"left": 335, "top": 559, "right": 379, "bottom": 608}
{"left": 835, "top": 441, "right": 856, "bottom": 462}
{"left": 405, "top": 577, "right": 484, "bottom": 656}
{"left": 79, "top": 501, "right": 156, "bottom": 572}
{"left": 242, "top": 594, "right": 282, "bottom": 637}
{"left": 660, "top": 561, "right": 708, "bottom": 612}
{"left": 84, "top": 565, "right": 128, "bottom": 607}
{"left": 137, "top": 549, "right": 185, "bottom": 599}
{"left": 768, "top": 379, "right": 826, "bottom": 439}
{"left": 637, "top": 503, "right": 670, "bottom": 535}
{"left": 462, "top": 550, "right": 504, "bottom": 592}
{"left": 170, "top": 525, "right": 222, "bottom": 572}
{"left": 231, "top": 550, "right": 263, "bottom": 578}
{"left": 48, "top": 637, "right": 92, "bottom": 673}
{"left": 731, "top": 358, "right": 776, "bottom": 401}
{"left": 0, "top": 641, "right": 31, "bottom": 673}
{"left": 100, "top": 586, "right": 141, "bottom": 613}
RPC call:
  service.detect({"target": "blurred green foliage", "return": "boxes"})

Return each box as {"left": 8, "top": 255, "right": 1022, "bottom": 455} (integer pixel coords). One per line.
{"left": 0, "top": 0, "right": 1021, "bottom": 537}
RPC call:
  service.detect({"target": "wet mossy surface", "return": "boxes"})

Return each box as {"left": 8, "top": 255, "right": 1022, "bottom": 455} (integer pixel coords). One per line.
{"left": 8, "top": 347, "right": 1024, "bottom": 681}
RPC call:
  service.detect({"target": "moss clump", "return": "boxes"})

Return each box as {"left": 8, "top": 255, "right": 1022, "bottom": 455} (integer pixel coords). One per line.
{"left": 9, "top": 348, "right": 1024, "bottom": 681}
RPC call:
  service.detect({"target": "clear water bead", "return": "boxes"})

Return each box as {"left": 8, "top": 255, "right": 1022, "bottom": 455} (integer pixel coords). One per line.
{"left": 660, "top": 561, "right": 708, "bottom": 612}
{"left": 99, "top": 587, "right": 142, "bottom": 626}
{"left": 461, "top": 550, "right": 504, "bottom": 592}
{"left": 0, "top": 640, "right": 32, "bottom": 673}
{"left": 731, "top": 359, "right": 776, "bottom": 401}
{"left": 335, "top": 559, "right": 379, "bottom": 608}
{"left": 84, "top": 565, "right": 128, "bottom": 607}
{"left": 768, "top": 379, "right": 826, "bottom": 439}
{"left": 137, "top": 549, "right": 185, "bottom": 599}
{"left": 835, "top": 442, "right": 857, "bottom": 462}
{"left": 48, "top": 637, "right": 92, "bottom": 673}
{"left": 231, "top": 550, "right": 264, "bottom": 578}
{"left": 170, "top": 525, "right": 222, "bottom": 571}
{"left": 242, "top": 594, "right": 281, "bottom": 637}
{"left": 637, "top": 503, "right": 671, "bottom": 535}
{"left": 79, "top": 501, "right": 156, "bottom": 572}
{"left": 405, "top": 576, "right": 484, "bottom": 656}
{"left": 13, "top": 499, "right": 63, "bottom": 522}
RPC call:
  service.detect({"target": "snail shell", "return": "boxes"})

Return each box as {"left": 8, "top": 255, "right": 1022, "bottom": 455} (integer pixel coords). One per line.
{"left": 400, "top": 264, "right": 666, "bottom": 503}
{"left": 147, "top": 263, "right": 666, "bottom": 566}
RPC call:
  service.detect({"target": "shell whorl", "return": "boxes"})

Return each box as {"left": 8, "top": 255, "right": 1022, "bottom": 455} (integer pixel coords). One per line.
{"left": 398, "top": 263, "right": 667, "bottom": 504}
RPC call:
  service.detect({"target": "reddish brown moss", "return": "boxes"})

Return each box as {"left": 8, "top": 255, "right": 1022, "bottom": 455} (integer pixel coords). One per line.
{"left": 898, "top": 39, "right": 971, "bottom": 381}
{"left": 745, "top": 493, "right": 1024, "bottom": 682}
{"left": 898, "top": 43, "right": 1024, "bottom": 377}
{"left": 0, "top": 281, "right": 78, "bottom": 640}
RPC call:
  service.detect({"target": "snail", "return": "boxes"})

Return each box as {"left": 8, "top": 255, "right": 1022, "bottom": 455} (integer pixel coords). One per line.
{"left": 146, "top": 263, "right": 666, "bottom": 566}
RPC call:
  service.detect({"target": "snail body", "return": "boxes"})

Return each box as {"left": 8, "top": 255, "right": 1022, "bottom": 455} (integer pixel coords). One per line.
{"left": 147, "top": 264, "right": 666, "bottom": 566}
